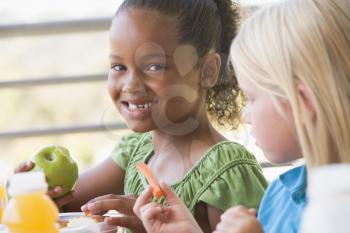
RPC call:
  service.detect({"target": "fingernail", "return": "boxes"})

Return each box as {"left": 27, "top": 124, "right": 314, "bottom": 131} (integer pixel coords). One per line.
{"left": 81, "top": 205, "right": 86, "bottom": 211}
{"left": 26, "top": 161, "right": 32, "bottom": 167}
{"left": 54, "top": 186, "right": 62, "bottom": 193}
{"left": 87, "top": 203, "right": 95, "bottom": 209}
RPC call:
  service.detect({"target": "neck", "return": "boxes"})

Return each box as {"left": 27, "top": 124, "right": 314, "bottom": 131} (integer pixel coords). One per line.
{"left": 151, "top": 115, "right": 225, "bottom": 157}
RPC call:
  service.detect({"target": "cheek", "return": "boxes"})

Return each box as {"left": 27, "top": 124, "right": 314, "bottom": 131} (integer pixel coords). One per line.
{"left": 250, "top": 108, "right": 272, "bottom": 145}
{"left": 158, "top": 89, "right": 198, "bottom": 120}
{"left": 249, "top": 102, "right": 274, "bottom": 142}
{"left": 164, "top": 96, "right": 193, "bottom": 118}
{"left": 107, "top": 76, "right": 122, "bottom": 105}
{"left": 251, "top": 104, "right": 300, "bottom": 163}
{"left": 108, "top": 73, "right": 119, "bottom": 93}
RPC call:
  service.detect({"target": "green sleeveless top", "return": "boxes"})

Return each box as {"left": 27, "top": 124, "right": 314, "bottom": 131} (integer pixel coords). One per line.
{"left": 111, "top": 133, "right": 268, "bottom": 213}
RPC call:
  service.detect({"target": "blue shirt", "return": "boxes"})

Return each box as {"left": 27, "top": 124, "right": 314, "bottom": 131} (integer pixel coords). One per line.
{"left": 258, "top": 165, "right": 307, "bottom": 233}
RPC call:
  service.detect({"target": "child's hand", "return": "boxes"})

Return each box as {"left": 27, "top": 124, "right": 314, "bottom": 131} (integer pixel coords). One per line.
{"left": 133, "top": 182, "right": 203, "bottom": 233}
{"left": 81, "top": 194, "right": 146, "bottom": 233}
{"left": 14, "top": 160, "right": 74, "bottom": 208}
{"left": 213, "top": 206, "right": 263, "bottom": 233}
{"left": 14, "top": 160, "right": 34, "bottom": 173}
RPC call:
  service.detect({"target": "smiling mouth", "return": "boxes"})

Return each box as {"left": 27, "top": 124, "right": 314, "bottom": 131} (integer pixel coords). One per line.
{"left": 122, "top": 101, "right": 154, "bottom": 110}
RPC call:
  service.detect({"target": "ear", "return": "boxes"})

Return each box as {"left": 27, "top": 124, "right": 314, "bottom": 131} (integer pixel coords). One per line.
{"left": 200, "top": 53, "right": 221, "bottom": 88}
{"left": 298, "top": 83, "right": 316, "bottom": 121}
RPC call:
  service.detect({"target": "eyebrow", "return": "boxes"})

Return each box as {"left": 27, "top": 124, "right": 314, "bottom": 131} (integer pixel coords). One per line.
{"left": 109, "top": 53, "right": 173, "bottom": 60}
{"left": 141, "top": 54, "right": 172, "bottom": 60}
{"left": 109, "top": 54, "right": 122, "bottom": 59}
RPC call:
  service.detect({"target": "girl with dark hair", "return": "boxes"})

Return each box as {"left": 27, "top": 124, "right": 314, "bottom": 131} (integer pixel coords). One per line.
{"left": 16, "top": 0, "right": 268, "bottom": 232}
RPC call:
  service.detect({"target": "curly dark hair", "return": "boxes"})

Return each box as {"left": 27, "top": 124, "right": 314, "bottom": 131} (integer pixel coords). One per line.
{"left": 117, "top": 0, "right": 243, "bottom": 130}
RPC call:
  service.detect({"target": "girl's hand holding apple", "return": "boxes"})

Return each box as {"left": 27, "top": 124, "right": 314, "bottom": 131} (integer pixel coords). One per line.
{"left": 14, "top": 160, "right": 75, "bottom": 209}
{"left": 13, "top": 146, "right": 78, "bottom": 209}
{"left": 14, "top": 161, "right": 60, "bottom": 195}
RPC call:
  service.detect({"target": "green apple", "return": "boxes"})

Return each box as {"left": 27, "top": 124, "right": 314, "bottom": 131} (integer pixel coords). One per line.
{"left": 31, "top": 145, "right": 78, "bottom": 199}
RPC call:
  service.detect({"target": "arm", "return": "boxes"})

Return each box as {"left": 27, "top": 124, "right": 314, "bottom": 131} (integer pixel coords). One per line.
{"left": 61, "top": 157, "right": 125, "bottom": 212}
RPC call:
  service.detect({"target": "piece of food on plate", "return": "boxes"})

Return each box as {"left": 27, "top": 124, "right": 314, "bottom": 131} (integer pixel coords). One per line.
{"left": 58, "top": 214, "right": 104, "bottom": 227}
{"left": 57, "top": 219, "right": 69, "bottom": 228}
{"left": 58, "top": 213, "right": 122, "bottom": 233}
{"left": 66, "top": 215, "right": 103, "bottom": 228}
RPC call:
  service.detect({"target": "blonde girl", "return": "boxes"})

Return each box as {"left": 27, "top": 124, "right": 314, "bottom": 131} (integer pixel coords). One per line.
{"left": 133, "top": 0, "right": 350, "bottom": 232}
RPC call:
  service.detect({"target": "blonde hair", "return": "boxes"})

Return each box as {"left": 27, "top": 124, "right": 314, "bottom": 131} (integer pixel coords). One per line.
{"left": 231, "top": 0, "right": 350, "bottom": 167}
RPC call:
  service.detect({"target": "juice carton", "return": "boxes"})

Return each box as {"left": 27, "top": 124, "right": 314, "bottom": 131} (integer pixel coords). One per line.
{"left": 2, "top": 172, "right": 59, "bottom": 233}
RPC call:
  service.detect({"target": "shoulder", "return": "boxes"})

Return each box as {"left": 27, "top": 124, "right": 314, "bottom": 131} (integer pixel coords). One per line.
{"left": 258, "top": 165, "right": 307, "bottom": 233}
{"left": 110, "top": 132, "right": 152, "bottom": 170}
{"left": 258, "top": 165, "right": 307, "bottom": 216}
{"left": 113, "top": 132, "right": 151, "bottom": 153}
{"left": 119, "top": 132, "right": 147, "bottom": 145}
{"left": 178, "top": 141, "right": 268, "bottom": 211}
{"left": 180, "top": 141, "right": 263, "bottom": 191}
{"left": 199, "top": 141, "right": 262, "bottom": 172}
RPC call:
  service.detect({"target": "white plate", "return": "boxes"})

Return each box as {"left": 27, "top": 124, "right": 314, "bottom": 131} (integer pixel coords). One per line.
{"left": 0, "top": 213, "right": 123, "bottom": 233}
{"left": 59, "top": 212, "right": 120, "bottom": 233}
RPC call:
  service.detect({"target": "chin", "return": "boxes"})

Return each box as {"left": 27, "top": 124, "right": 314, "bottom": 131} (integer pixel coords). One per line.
{"left": 127, "top": 122, "right": 154, "bottom": 133}
{"left": 265, "top": 154, "right": 298, "bottom": 165}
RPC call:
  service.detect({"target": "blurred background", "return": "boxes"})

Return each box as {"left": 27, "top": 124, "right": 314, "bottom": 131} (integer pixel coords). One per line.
{"left": 0, "top": 0, "right": 293, "bottom": 180}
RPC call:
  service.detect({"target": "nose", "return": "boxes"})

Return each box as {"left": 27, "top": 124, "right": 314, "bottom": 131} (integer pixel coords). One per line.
{"left": 122, "top": 71, "right": 146, "bottom": 93}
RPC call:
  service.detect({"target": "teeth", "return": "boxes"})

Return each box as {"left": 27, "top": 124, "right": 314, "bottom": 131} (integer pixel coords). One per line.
{"left": 128, "top": 102, "right": 153, "bottom": 110}
{"left": 129, "top": 104, "right": 137, "bottom": 110}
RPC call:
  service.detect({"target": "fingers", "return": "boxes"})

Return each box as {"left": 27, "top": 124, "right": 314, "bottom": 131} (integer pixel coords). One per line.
{"left": 82, "top": 194, "right": 135, "bottom": 206}
{"left": 81, "top": 194, "right": 119, "bottom": 212}
{"left": 82, "top": 199, "right": 119, "bottom": 215}
{"left": 14, "top": 161, "right": 34, "bottom": 173}
{"left": 81, "top": 194, "right": 116, "bottom": 208}
{"left": 82, "top": 194, "right": 118, "bottom": 206}
{"left": 47, "top": 186, "right": 63, "bottom": 197}
{"left": 215, "top": 206, "right": 262, "bottom": 233}
{"left": 133, "top": 186, "right": 153, "bottom": 218}
{"left": 159, "top": 182, "right": 184, "bottom": 207}
{"left": 139, "top": 203, "right": 167, "bottom": 223}
{"left": 81, "top": 195, "right": 136, "bottom": 216}
{"left": 104, "top": 216, "right": 145, "bottom": 233}
{"left": 221, "top": 206, "right": 254, "bottom": 220}
{"left": 54, "top": 191, "right": 75, "bottom": 208}
{"left": 248, "top": 208, "right": 257, "bottom": 216}
{"left": 219, "top": 206, "right": 250, "bottom": 224}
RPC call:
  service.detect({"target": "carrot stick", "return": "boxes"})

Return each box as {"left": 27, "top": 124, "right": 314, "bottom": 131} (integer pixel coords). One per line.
{"left": 84, "top": 210, "right": 92, "bottom": 216}
{"left": 136, "top": 162, "right": 164, "bottom": 200}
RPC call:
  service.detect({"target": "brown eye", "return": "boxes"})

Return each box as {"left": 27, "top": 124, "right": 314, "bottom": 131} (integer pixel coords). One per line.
{"left": 147, "top": 64, "right": 166, "bottom": 72}
{"left": 111, "top": 64, "right": 127, "bottom": 72}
